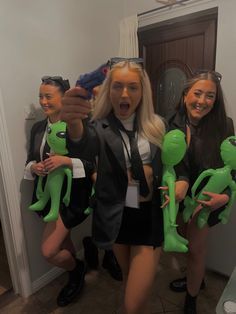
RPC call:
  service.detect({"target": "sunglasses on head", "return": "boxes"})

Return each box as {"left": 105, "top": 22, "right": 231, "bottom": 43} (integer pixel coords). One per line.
{"left": 194, "top": 70, "right": 222, "bottom": 82}
{"left": 41, "top": 76, "right": 70, "bottom": 91}
{"left": 108, "top": 57, "right": 144, "bottom": 69}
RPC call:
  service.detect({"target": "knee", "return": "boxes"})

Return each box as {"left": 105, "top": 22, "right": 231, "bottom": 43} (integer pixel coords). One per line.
{"left": 41, "top": 243, "right": 58, "bottom": 261}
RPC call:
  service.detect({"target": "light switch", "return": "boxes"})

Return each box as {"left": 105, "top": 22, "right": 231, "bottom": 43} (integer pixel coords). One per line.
{"left": 24, "top": 104, "right": 36, "bottom": 120}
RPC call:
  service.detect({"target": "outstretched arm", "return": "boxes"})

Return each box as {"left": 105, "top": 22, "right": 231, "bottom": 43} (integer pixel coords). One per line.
{"left": 61, "top": 87, "right": 92, "bottom": 140}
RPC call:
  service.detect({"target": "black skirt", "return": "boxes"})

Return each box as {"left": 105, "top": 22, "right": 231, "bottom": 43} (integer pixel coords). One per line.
{"left": 30, "top": 176, "right": 92, "bottom": 229}
{"left": 115, "top": 201, "right": 163, "bottom": 247}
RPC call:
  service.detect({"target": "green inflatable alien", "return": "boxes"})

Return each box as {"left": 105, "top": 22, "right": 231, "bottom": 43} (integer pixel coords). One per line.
{"left": 29, "top": 121, "right": 72, "bottom": 222}
{"left": 183, "top": 136, "right": 236, "bottom": 228}
{"left": 84, "top": 186, "right": 95, "bottom": 215}
{"left": 161, "top": 129, "right": 188, "bottom": 252}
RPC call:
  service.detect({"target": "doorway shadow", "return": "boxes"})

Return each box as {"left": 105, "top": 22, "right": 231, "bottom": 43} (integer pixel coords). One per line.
{"left": 0, "top": 222, "right": 12, "bottom": 296}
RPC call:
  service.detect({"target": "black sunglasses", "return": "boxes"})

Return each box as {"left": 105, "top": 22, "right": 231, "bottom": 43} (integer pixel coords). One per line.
{"left": 108, "top": 57, "right": 144, "bottom": 69}
{"left": 41, "top": 76, "right": 70, "bottom": 91}
{"left": 193, "top": 70, "right": 222, "bottom": 82}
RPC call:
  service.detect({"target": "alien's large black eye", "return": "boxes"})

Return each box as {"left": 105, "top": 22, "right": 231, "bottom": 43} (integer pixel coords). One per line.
{"left": 57, "top": 131, "right": 66, "bottom": 138}
{"left": 47, "top": 127, "right": 52, "bottom": 134}
{"left": 229, "top": 138, "right": 236, "bottom": 146}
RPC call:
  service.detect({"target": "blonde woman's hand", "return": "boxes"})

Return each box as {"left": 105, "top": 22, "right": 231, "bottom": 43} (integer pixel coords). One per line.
{"left": 175, "top": 180, "right": 189, "bottom": 202}
{"left": 158, "top": 186, "right": 170, "bottom": 208}
{"left": 61, "top": 87, "right": 92, "bottom": 139}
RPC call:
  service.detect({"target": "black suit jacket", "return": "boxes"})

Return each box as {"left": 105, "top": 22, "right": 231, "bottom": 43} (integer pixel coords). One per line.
{"left": 67, "top": 117, "right": 163, "bottom": 249}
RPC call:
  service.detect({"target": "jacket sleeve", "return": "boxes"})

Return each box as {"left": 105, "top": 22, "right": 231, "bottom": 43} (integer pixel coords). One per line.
{"left": 25, "top": 123, "right": 38, "bottom": 166}
{"left": 66, "top": 120, "right": 99, "bottom": 162}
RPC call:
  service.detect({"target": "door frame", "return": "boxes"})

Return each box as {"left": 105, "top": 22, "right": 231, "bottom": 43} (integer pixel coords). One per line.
{"left": 0, "top": 88, "right": 32, "bottom": 298}
{"left": 138, "top": 7, "right": 217, "bottom": 116}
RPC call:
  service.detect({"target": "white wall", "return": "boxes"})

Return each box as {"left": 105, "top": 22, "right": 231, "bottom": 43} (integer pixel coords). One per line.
{"left": 0, "top": 0, "right": 124, "bottom": 285}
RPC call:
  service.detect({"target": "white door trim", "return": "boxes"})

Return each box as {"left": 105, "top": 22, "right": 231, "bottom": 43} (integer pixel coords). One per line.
{"left": 0, "top": 89, "right": 32, "bottom": 298}
{"left": 138, "top": 0, "right": 217, "bottom": 28}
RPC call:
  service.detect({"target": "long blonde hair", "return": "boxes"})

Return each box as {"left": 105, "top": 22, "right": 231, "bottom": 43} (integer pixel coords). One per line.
{"left": 92, "top": 61, "right": 165, "bottom": 148}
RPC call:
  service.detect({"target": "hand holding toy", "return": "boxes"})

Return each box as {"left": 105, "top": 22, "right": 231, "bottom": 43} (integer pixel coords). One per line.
{"left": 29, "top": 121, "right": 72, "bottom": 222}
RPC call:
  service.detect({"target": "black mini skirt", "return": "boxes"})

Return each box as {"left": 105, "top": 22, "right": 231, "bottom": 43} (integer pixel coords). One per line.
{"left": 30, "top": 177, "right": 92, "bottom": 229}
{"left": 115, "top": 201, "right": 163, "bottom": 247}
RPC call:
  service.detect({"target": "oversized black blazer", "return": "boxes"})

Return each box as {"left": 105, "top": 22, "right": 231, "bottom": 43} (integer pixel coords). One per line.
{"left": 67, "top": 116, "right": 163, "bottom": 249}
{"left": 26, "top": 119, "right": 48, "bottom": 164}
{"left": 26, "top": 119, "right": 94, "bottom": 228}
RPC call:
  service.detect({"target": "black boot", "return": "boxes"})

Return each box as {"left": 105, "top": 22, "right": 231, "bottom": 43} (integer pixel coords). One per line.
{"left": 170, "top": 276, "right": 206, "bottom": 293}
{"left": 184, "top": 291, "right": 197, "bottom": 314}
{"left": 102, "top": 250, "right": 122, "bottom": 281}
{"left": 57, "top": 259, "right": 86, "bottom": 307}
{"left": 83, "top": 236, "right": 99, "bottom": 270}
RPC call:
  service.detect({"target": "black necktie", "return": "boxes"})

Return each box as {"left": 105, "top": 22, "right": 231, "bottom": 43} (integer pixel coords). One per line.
{"left": 109, "top": 113, "right": 150, "bottom": 197}
{"left": 42, "top": 140, "right": 50, "bottom": 160}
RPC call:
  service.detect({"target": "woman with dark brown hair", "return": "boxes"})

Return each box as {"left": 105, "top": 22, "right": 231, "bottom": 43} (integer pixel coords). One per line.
{"left": 168, "top": 71, "right": 234, "bottom": 314}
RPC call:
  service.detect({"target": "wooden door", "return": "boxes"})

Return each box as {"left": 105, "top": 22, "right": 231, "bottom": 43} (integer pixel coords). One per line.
{"left": 138, "top": 8, "right": 218, "bottom": 117}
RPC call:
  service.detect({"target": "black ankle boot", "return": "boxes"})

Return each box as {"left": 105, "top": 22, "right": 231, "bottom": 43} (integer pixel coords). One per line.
{"left": 57, "top": 259, "right": 86, "bottom": 307}
{"left": 170, "top": 276, "right": 206, "bottom": 293}
{"left": 184, "top": 291, "right": 197, "bottom": 314}
{"left": 102, "top": 250, "right": 122, "bottom": 281}
{"left": 83, "top": 236, "right": 99, "bottom": 270}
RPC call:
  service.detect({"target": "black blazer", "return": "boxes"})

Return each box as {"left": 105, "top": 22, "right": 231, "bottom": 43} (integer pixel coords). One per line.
{"left": 168, "top": 110, "right": 235, "bottom": 183}
{"left": 67, "top": 117, "right": 163, "bottom": 249}
{"left": 26, "top": 119, "right": 48, "bottom": 164}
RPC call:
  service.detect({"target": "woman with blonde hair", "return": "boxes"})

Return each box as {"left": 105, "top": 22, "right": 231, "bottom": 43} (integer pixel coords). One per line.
{"left": 62, "top": 58, "right": 166, "bottom": 314}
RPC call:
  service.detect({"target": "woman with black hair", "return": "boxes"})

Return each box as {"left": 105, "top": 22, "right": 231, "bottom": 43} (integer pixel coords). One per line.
{"left": 168, "top": 71, "right": 234, "bottom": 314}
{"left": 24, "top": 76, "right": 94, "bottom": 307}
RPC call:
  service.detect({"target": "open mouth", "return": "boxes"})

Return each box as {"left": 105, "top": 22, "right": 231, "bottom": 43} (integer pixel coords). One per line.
{"left": 119, "top": 102, "right": 130, "bottom": 115}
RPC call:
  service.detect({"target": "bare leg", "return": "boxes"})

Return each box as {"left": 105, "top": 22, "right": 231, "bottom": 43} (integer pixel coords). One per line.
{"left": 41, "top": 214, "right": 76, "bottom": 271}
{"left": 113, "top": 244, "right": 130, "bottom": 283}
{"left": 114, "top": 244, "right": 161, "bottom": 314}
{"left": 186, "top": 212, "right": 209, "bottom": 296}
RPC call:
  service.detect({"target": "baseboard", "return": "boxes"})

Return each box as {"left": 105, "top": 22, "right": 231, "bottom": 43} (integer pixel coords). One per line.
{"left": 31, "top": 267, "right": 65, "bottom": 294}
{"left": 31, "top": 249, "right": 84, "bottom": 294}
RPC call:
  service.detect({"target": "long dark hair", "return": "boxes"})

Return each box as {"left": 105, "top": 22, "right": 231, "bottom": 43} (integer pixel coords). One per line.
{"left": 177, "top": 71, "right": 228, "bottom": 168}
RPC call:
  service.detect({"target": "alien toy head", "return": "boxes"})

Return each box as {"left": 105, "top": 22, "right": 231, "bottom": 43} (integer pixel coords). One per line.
{"left": 46, "top": 121, "right": 68, "bottom": 156}
{"left": 161, "top": 129, "right": 187, "bottom": 166}
{"left": 220, "top": 136, "right": 236, "bottom": 170}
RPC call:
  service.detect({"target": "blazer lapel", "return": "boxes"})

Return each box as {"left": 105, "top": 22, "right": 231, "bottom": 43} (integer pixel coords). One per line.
{"left": 102, "top": 120, "right": 127, "bottom": 176}
{"left": 150, "top": 142, "right": 157, "bottom": 161}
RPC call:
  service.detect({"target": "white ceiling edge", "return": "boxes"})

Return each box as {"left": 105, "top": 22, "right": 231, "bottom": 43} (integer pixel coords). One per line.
{"left": 139, "top": 0, "right": 218, "bottom": 28}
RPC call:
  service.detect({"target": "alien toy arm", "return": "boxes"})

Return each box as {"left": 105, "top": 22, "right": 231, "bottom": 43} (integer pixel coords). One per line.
{"left": 62, "top": 168, "right": 73, "bottom": 206}
{"left": 164, "top": 175, "right": 177, "bottom": 226}
{"left": 191, "top": 169, "right": 214, "bottom": 198}
{"left": 36, "top": 176, "right": 44, "bottom": 199}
